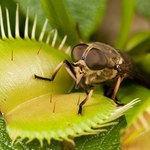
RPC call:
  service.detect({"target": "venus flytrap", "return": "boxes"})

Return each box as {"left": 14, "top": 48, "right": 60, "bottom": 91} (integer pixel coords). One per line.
{"left": 0, "top": 5, "right": 139, "bottom": 147}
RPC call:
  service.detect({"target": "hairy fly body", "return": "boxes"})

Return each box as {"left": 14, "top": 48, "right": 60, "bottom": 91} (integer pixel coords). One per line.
{"left": 34, "top": 42, "right": 149, "bottom": 114}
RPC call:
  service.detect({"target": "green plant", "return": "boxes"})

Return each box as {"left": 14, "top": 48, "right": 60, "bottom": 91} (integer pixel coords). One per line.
{"left": 0, "top": 0, "right": 150, "bottom": 149}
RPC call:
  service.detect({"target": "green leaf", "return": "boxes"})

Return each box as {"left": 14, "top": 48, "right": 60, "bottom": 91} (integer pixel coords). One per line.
{"left": 40, "top": 0, "right": 80, "bottom": 46}
{"left": 127, "top": 36, "right": 150, "bottom": 74}
{"left": 134, "top": 53, "right": 150, "bottom": 74}
{"left": 75, "top": 117, "right": 126, "bottom": 150}
{"left": 40, "top": 0, "right": 107, "bottom": 44}
{"left": 119, "top": 83, "right": 150, "bottom": 123}
{"left": 135, "top": 0, "right": 150, "bottom": 20}
{"left": 63, "top": 0, "right": 107, "bottom": 41}
{"left": 116, "top": 0, "right": 135, "bottom": 49}
{"left": 126, "top": 31, "right": 150, "bottom": 51}
{"left": 128, "top": 36, "right": 150, "bottom": 55}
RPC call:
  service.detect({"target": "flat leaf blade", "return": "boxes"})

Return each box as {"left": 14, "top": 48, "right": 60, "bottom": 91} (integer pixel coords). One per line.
{"left": 126, "top": 32, "right": 150, "bottom": 51}
{"left": 64, "top": 0, "right": 107, "bottom": 41}
{"left": 116, "top": 0, "right": 135, "bottom": 49}
{"left": 41, "top": 0, "right": 80, "bottom": 45}
{"left": 135, "top": 0, "right": 150, "bottom": 20}
{"left": 75, "top": 117, "right": 126, "bottom": 150}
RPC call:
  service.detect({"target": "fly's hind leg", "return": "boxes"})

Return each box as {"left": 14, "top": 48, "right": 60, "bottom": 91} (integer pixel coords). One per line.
{"left": 34, "top": 60, "right": 76, "bottom": 82}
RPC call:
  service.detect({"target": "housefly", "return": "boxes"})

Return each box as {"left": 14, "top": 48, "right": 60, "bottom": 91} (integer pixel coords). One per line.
{"left": 34, "top": 42, "right": 150, "bottom": 114}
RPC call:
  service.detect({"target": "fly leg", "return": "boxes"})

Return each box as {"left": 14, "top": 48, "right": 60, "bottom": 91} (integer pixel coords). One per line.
{"left": 111, "top": 76, "right": 124, "bottom": 106}
{"left": 78, "top": 86, "right": 94, "bottom": 114}
{"left": 34, "top": 60, "right": 76, "bottom": 82}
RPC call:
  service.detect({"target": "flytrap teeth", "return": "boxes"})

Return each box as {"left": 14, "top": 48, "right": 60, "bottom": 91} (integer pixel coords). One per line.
{"left": 0, "top": 4, "right": 69, "bottom": 52}
{"left": 5, "top": 96, "right": 139, "bottom": 144}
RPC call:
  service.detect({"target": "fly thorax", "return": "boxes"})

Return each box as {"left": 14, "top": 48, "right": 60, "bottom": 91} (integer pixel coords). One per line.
{"left": 84, "top": 68, "right": 118, "bottom": 85}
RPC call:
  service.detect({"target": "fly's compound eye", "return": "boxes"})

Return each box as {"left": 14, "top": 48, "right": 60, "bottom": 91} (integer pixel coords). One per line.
{"left": 85, "top": 48, "right": 108, "bottom": 70}
{"left": 71, "top": 44, "right": 88, "bottom": 62}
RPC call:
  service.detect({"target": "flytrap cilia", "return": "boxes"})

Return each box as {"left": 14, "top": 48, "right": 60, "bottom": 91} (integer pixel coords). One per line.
{"left": 35, "top": 42, "right": 150, "bottom": 114}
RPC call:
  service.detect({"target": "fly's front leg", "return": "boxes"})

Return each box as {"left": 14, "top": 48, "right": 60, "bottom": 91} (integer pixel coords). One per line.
{"left": 34, "top": 60, "right": 76, "bottom": 82}
{"left": 111, "top": 76, "right": 124, "bottom": 106}
{"left": 78, "top": 86, "right": 94, "bottom": 114}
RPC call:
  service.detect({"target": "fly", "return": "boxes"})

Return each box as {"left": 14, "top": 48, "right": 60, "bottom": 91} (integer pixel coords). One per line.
{"left": 34, "top": 42, "right": 150, "bottom": 114}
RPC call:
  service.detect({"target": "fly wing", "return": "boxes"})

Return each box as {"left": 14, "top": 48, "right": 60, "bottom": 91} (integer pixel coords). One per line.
{"left": 119, "top": 52, "right": 150, "bottom": 89}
